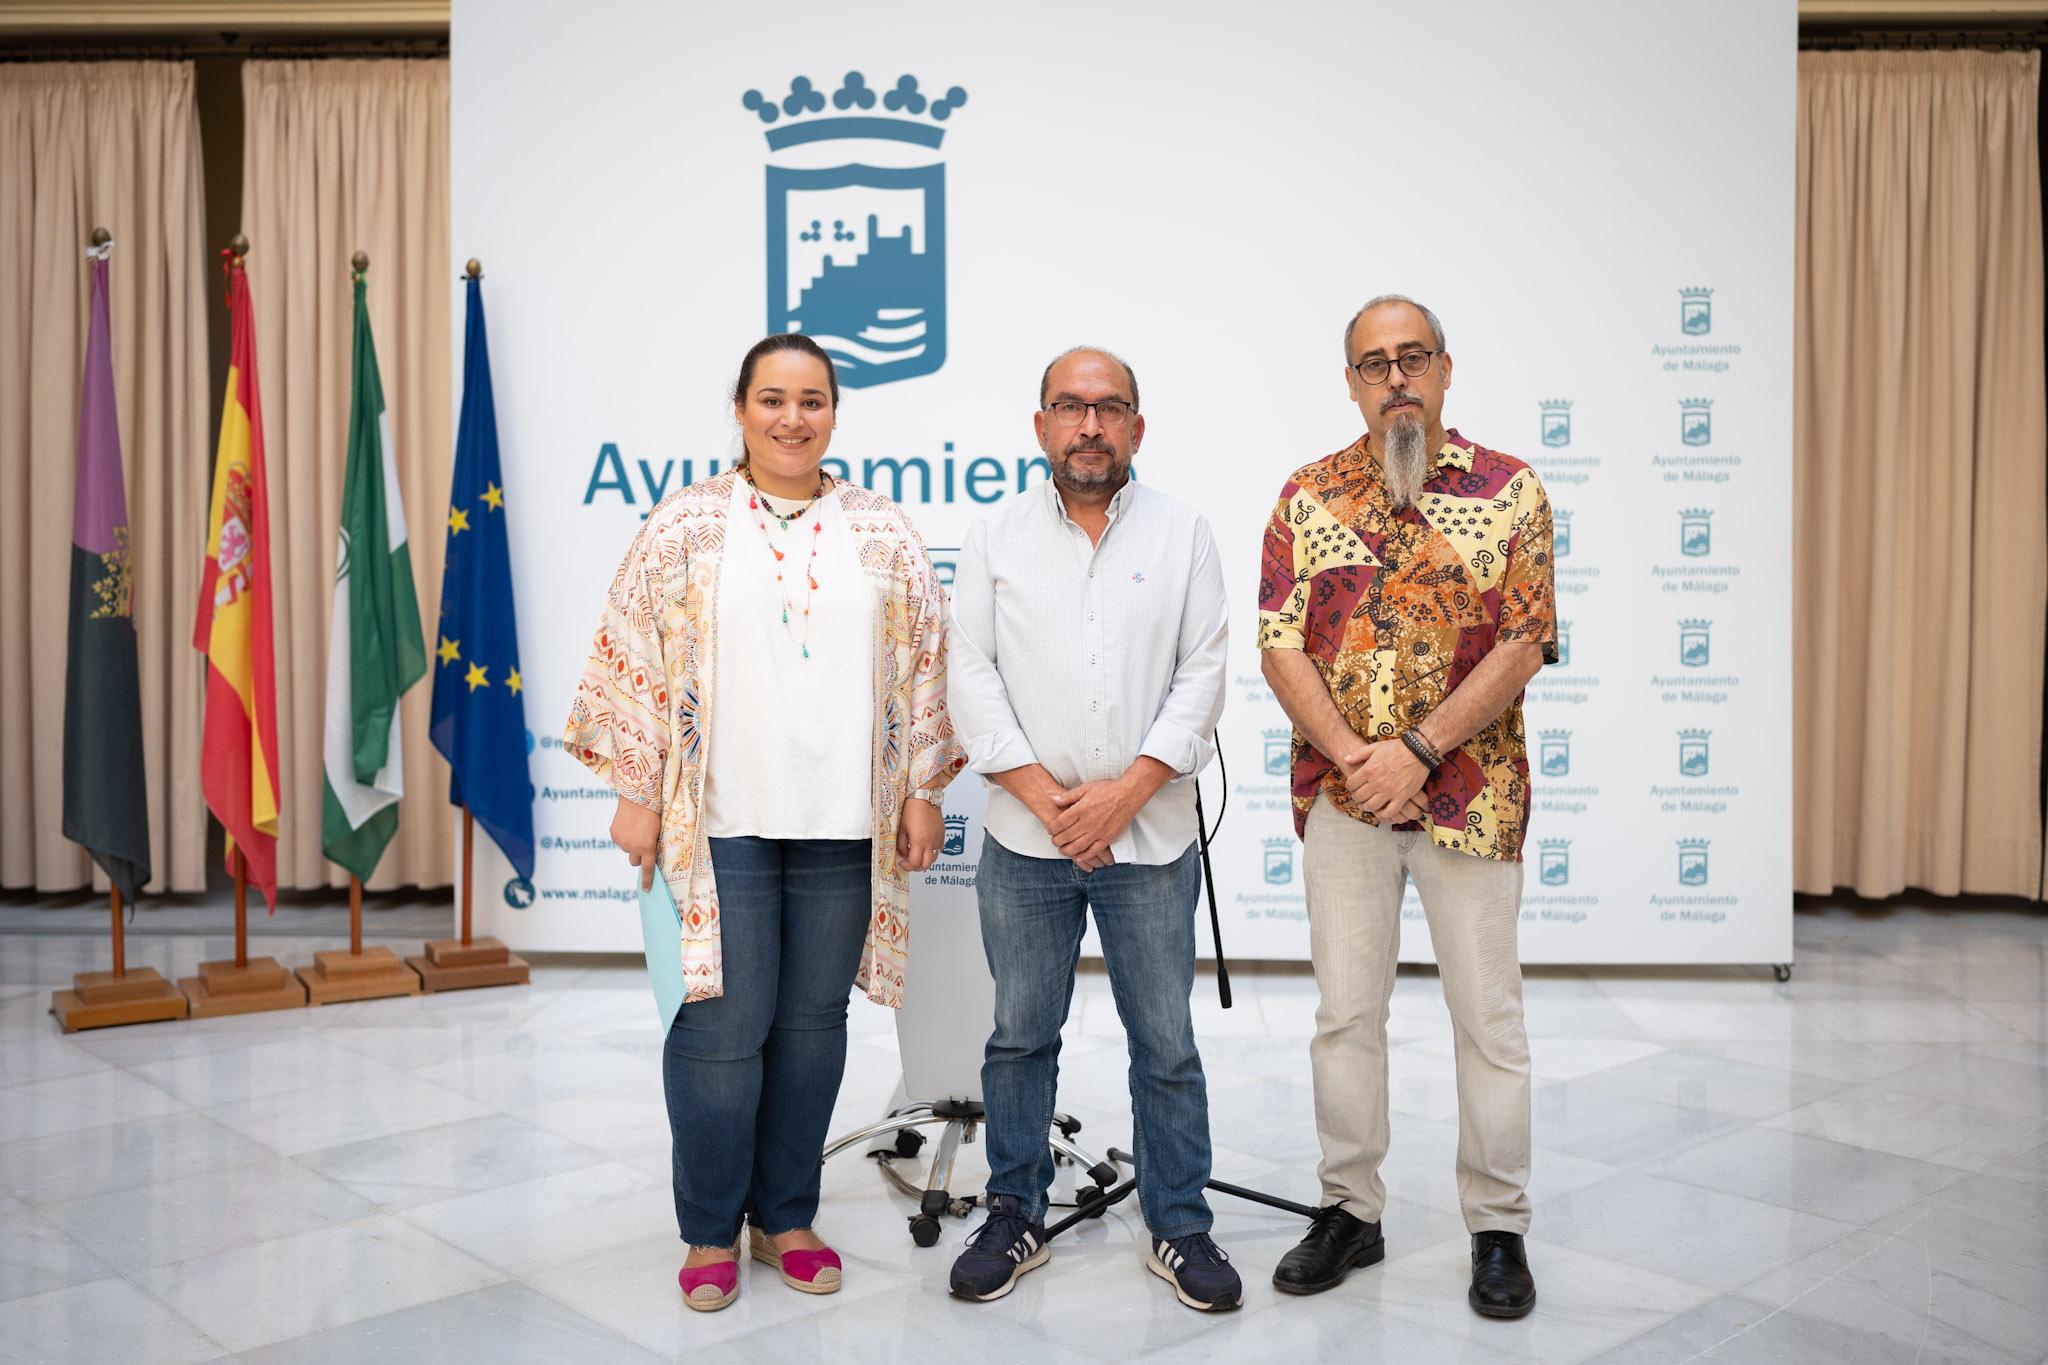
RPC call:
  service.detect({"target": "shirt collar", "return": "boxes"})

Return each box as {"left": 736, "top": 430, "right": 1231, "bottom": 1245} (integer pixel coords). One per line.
{"left": 1362, "top": 428, "right": 1474, "bottom": 473}
{"left": 1043, "top": 472, "right": 1136, "bottom": 527}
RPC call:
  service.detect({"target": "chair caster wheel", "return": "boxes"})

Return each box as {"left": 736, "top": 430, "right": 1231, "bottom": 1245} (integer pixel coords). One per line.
{"left": 1076, "top": 1184, "right": 1105, "bottom": 1215}
{"left": 910, "top": 1214, "right": 941, "bottom": 1247}
{"left": 893, "top": 1129, "right": 925, "bottom": 1158}
{"left": 1056, "top": 1117, "right": 1082, "bottom": 1138}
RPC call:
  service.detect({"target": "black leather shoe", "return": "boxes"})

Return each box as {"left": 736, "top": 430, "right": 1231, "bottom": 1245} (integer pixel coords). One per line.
{"left": 1271, "top": 1205, "right": 1384, "bottom": 1295}
{"left": 1469, "top": 1231, "right": 1536, "bottom": 1318}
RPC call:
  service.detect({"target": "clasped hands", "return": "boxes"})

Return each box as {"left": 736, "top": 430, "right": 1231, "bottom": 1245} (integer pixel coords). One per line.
{"left": 1338, "top": 738, "right": 1433, "bottom": 825}
{"left": 1031, "top": 776, "right": 1144, "bottom": 872}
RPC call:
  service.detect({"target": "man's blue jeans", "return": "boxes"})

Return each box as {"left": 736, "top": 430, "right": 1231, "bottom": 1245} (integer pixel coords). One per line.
{"left": 661, "top": 836, "right": 871, "bottom": 1247}
{"left": 975, "top": 834, "right": 1214, "bottom": 1238}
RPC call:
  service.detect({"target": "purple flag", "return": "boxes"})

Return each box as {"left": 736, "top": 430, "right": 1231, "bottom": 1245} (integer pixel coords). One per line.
{"left": 61, "top": 250, "right": 150, "bottom": 903}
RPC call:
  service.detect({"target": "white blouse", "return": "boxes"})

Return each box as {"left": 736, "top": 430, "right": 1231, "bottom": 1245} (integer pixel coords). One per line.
{"left": 702, "top": 476, "right": 877, "bottom": 840}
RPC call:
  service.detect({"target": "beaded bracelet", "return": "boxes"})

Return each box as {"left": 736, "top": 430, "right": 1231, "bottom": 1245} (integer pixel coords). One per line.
{"left": 1401, "top": 729, "right": 1444, "bottom": 772}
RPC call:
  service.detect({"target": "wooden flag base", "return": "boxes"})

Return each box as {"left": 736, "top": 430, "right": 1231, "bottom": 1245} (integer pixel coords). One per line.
{"left": 178, "top": 957, "right": 307, "bottom": 1017}
{"left": 407, "top": 936, "right": 530, "bottom": 993}
{"left": 297, "top": 947, "right": 421, "bottom": 1005}
{"left": 51, "top": 966, "right": 189, "bottom": 1033}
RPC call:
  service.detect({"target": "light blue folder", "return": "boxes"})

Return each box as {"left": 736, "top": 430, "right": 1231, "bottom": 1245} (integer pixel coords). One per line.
{"left": 638, "top": 875, "right": 686, "bottom": 1033}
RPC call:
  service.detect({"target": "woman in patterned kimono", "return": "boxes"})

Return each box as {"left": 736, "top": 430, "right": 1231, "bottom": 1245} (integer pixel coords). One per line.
{"left": 564, "top": 334, "right": 966, "bottom": 1312}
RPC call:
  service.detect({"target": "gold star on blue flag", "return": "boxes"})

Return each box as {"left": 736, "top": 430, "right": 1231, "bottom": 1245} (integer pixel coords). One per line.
{"left": 429, "top": 274, "right": 534, "bottom": 878}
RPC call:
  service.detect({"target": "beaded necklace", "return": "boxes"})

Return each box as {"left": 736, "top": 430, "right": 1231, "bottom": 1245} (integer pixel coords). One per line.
{"left": 741, "top": 463, "right": 828, "bottom": 659}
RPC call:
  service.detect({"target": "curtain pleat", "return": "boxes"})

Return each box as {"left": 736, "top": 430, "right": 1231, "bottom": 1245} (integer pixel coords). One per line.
{"left": 240, "top": 58, "right": 453, "bottom": 891}
{"left": 0, "top": 62, "right": 210, "bottom": 895}
{"left": 1795, "top": 50, "right": 2047, "bottom": 897}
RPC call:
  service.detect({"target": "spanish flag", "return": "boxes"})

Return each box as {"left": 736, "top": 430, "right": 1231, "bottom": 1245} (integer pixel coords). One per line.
{"left": 193, "top": 255, "right": 280, "bottom": 907}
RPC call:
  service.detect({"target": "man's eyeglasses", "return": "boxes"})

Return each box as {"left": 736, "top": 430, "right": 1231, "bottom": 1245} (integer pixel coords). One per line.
{"left": 1043, "top": 399, "right": 1136, "bottom": 428}
{"left": 1351, "top": 349, "right": 1441, "bottom": 386}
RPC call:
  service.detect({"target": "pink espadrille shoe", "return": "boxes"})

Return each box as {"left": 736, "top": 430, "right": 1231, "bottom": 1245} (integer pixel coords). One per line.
{"left": 678, "top": 1245, "right": 739, "bottom": 1312}
{"left": 748, "top": 1226, "right": 842, "bottom": 1295}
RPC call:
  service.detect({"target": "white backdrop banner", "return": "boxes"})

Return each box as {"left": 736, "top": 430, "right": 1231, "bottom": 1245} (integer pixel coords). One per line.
{"left": 450, "top": 0, "right": 1795, "bottom": 965}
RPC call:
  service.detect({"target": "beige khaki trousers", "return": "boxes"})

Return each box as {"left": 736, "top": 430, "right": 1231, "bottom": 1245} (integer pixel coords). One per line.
{"left": 1302, "top": 794, "right": 1532, "bottom": 1233}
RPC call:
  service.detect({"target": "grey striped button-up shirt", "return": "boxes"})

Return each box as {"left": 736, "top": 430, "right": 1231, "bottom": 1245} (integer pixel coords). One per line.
{"left": 947, "top": 477, "right": 1229, "bottom": 866}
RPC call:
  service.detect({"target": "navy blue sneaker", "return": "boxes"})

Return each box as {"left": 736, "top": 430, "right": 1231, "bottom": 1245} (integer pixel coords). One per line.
{"left": 948, "top": 1195, "right": 1049, "bottom": 1302}
{"left": 1146, "top": 1232, "right": 1242, "bottom": 1311}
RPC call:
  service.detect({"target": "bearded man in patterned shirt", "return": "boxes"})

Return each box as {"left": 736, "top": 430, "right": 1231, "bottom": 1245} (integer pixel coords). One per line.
{"left": 1257, "top": 295, "right": 1557, "bottom": 1319}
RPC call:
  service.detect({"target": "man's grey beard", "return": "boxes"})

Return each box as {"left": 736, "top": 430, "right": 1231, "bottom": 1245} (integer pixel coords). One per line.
{"left": 1049, "top": 439, "right": 1130, "bottom": 496}
{"left": 1383, "top": 414, "right": 1429, "bottom": 509}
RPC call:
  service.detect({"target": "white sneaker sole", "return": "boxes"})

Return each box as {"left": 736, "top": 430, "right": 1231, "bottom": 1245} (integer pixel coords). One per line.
{"left": 1145, "top": 1247, "right": 1241, "bottom": 1311}
{"left": 953, "top": 1243, "right": 1050, "bottom": 1302}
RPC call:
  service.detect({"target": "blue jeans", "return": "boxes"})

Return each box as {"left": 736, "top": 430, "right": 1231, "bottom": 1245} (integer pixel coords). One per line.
{"left": 976, "top": 834, "right": 1214, "bottom": 1238}
{"left": 661, "top": 836, "right": 871, "bottom": 1246}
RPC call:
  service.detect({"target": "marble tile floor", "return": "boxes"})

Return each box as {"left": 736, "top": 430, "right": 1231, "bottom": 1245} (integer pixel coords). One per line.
{"left": 0, "top": 901, "right": 2043, "bottom": 1363}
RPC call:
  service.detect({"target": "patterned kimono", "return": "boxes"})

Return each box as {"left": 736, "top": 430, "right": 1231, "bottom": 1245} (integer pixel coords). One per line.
{"left": 564, "top": 471, "right": 966, "bottom": 1006}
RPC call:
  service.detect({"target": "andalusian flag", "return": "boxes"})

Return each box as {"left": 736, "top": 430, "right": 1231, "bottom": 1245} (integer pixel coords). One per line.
{"left": 322, "top": 273, "right": 425, "bottom": 882}
{"left": 194, "top": 255, "right": 280, "bottom": 906}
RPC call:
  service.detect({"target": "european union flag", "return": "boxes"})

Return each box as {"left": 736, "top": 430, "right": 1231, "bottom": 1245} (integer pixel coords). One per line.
{"left": 429, "top": 275, "right": 534, "bottom": 879}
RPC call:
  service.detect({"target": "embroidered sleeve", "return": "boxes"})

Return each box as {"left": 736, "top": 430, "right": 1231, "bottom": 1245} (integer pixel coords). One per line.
{"left": 1257, "top": 481, "right": 1309, "bottom": 650}
{"left": 563, "top": 521, "right": 672, "bottom": 808}
{"left": 1495, "top": 468, "right": 1559, "bottom": 664}
{"left": 899, "top": 513, "right": 968, "bottom": 795}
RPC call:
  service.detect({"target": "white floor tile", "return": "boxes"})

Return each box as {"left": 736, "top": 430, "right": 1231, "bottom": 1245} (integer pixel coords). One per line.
{"left": 0, "top": 1212, "right": 115, "bottom": 1302}
{"left": 1537, "top": 1170, "right": 1857, "bottom": 1291}
{"left": 0, "top": 1276, "right": 225, "bottom": 1364}
{"left": 236, "top": 1280, "right": 662, "bottom": 1365}
{"left": 201, "top": 1071, "right": 494, "bottom": 1156}
{"left": 136, "top": 1213, "right": 504, "bottom": 1353}
{"left": 1741, "top": 1226, "right": 2048, "bottom": 1363}
{"left": 295, "top": 1112, "right": 608, "bottom": 1208}
{"left": 1762, "top": 1084, "right": 2046, "bottom": 1171}
{"left": 0, "top": 1068, "right": 188, "bottom": 1143}
{"left": 37, "top": 1153, "right": 372, "bottom": 1271}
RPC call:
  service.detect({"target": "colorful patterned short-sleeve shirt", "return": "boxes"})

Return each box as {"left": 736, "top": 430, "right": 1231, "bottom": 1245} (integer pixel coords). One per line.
{"left": 1257, "top": 430, "right": 1557, "bottom": 861}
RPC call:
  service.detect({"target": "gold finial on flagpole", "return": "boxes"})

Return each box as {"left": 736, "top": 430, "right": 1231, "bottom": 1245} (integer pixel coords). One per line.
{"left": 90, "top": 226, "right": 112, "bottom": 247}
{"left": 352, "top": 250, "right": 369, "bottom": 272}
{"left": 229, "top": 233, "right": 249, "bottom": 258}
{"left": 465, "top": 258, "right": 482, "bottom": 279}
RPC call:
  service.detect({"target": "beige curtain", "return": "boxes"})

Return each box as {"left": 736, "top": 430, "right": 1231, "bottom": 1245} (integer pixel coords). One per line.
{"left": 1796, "top": 50, "right": 2047, "bottom": 898}
{"left": 241, "top": 59, "right": 453, "bottom": 890}
{"left": 0, "top": 62, "right": 211, "bottom": 895}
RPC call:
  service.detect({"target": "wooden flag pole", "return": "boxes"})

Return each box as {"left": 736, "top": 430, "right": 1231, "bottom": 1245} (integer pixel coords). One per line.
{"left": 50, "top": 225, "right": 187, "bottom": 1032}
{"left": 293, "top": 248, "right": 421, "bottom": 1007}
{"left": 406, "top": 252, "right": 525, "bottom": 996}
{"left": 298, "top": 870, "right": 421, "bottom": 1005}
{"left": 411, "top": 804, "right": 529, "bottom": 993}
{"left": 53, "top": 881, "right": 190, "bottom": 1032}
{"left": 109, "top": 886, "right": 125, "bottom": 977}
{"left": 233, "top": 854, "right": 247, "bottom": 969}
{"left": 461, "top": 808, "right": 474, "bottom": 946}
{"left": 178, "top": 841, "right": 305, "bottom": 1018}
